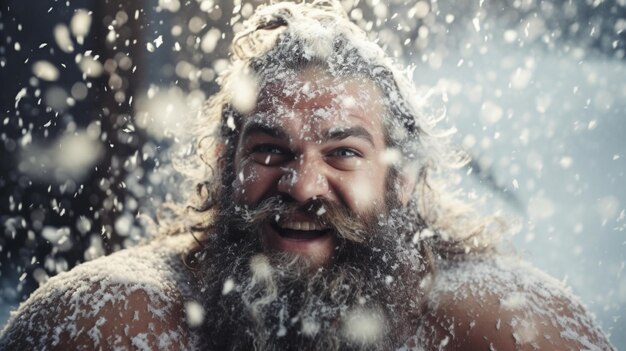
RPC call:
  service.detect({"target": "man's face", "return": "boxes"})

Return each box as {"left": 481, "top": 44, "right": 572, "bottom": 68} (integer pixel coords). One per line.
{"left": 232, "top": 67, "right": 390, "bottom": 266}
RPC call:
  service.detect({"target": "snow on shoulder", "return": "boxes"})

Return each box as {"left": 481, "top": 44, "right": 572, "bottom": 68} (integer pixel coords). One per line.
{"left": 0, "top": 234, "right": 200, "bottom": 350}
{"left": 406, "top": 255, "right": 615, "bottom": 350}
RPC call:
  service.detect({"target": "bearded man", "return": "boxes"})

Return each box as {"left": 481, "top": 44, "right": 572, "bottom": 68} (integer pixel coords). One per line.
{"left": 0, "top": 1, "right": 614, "bottom": 350}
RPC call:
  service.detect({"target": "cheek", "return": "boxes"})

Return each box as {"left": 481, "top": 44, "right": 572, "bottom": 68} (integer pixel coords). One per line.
{"left": 233, "top": 161, "right": 281, "bottom": 204}
{"left": 337, "top": 164, "right": 387, "bottom": 210}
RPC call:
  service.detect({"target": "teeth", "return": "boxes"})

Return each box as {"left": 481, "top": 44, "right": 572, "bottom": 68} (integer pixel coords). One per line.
{"left": 280, "top": 221, "right": 326, "bottom": 231}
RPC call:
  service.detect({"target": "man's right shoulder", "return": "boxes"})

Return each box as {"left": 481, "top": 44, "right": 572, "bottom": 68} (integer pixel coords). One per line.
{"left": 0, "top": 235, "right": 200, "bottom": 350}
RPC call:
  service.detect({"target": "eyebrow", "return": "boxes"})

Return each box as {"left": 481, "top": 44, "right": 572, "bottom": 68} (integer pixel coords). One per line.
{"left": 241, "top": 121, "right": 375, "bottom": 146}
{"left": 241, "top": 121, "right": 288, "bottom": 140}
{"left": 323, "top": 126, "right": 375, "bottom": 146}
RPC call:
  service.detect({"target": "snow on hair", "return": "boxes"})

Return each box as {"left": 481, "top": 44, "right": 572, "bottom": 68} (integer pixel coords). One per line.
{"left": 172, "top": 0, "right": 511, "bottom": 255}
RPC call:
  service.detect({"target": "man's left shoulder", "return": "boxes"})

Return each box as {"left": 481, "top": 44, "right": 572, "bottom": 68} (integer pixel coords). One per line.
{"left": 410, "top": 254, "right": 614, "bottom": 351}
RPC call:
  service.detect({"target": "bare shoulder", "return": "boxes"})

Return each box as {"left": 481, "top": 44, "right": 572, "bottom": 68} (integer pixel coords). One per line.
{"left": 410, "top": 254, "right": 614, "bottom": 351}
{"left": 0, "top": 235, "right": 199, "bottom": 350}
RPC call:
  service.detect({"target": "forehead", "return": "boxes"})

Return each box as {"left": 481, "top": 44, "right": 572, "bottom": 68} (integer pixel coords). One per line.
{"left": 251, "top": 67, "right": 385, "bottom": 129}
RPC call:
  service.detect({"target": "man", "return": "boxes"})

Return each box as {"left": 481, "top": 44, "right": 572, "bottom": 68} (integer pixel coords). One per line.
{"left": 0, "top": 1, "right": 614, "bottom": 350}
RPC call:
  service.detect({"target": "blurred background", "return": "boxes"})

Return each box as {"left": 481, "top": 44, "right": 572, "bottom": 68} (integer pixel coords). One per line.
{"left": 0, "top": 0, "right": 624, "bottom": 347}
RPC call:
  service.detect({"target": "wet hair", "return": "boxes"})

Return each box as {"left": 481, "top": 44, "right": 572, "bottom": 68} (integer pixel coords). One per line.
{"left": 175, "top": 0, "right": 510, "bottom": 257}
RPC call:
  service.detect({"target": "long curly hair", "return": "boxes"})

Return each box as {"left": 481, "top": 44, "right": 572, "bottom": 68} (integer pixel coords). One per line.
{"left": 166, "top": 0, "right": 510, "bottom": 259}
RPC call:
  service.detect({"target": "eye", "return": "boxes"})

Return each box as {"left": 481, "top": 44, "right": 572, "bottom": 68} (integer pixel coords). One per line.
{"left": 250, "top": 144, "right": 291, "bottom": 166}
{"left": 254, "top": 144, "right": 284, "bottom": 155}
{"left": 329, "top": 148, "right": 361, "bottom": 158}
{"left": 326, "top": 147, "right": 364, "bottom": 171}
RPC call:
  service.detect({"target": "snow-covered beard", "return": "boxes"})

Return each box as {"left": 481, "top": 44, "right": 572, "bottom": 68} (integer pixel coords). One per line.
{"left": 195, "top": 192, "right": 433, "bottom": 350}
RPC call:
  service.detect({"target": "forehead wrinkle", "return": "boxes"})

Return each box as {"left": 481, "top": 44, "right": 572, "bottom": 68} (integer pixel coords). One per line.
{"left": 248, "top": 70, "right": 386, "bottom": 146}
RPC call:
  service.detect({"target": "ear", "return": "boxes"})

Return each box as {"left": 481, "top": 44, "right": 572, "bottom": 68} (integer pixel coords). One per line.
{"left": 398, "top": 163, "right": 419, "bottom": 206}
{"left": 213, "top": 143, "right": 226, "bottom": 160}
{"left": 214, "top": 143, "right": 226, "bottom": 170}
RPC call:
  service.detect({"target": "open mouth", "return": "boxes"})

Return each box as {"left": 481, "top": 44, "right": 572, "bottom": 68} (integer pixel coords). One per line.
{"left": 263, "top": 216, "right": 337, "bottom": 264}
{"left": 270, "top": 219, "right": 332, "bottom": 241}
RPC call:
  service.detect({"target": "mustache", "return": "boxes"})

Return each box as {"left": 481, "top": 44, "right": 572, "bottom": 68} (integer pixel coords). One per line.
{"left": 229, "top": 196, "right": 374, "bottom": 243}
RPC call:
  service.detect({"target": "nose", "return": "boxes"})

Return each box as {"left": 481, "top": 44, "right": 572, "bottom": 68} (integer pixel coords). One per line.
{"left": 277, "top": 155, "right": 330, "bottom": 203}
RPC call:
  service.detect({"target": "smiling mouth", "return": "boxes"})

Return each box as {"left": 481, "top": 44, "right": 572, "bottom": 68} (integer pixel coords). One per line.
{"left": 271, "top": 220, "right": 331, "bottom": 241}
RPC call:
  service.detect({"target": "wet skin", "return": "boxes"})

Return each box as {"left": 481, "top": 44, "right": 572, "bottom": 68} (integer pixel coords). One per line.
{"left": 232, "top": 68, "right": 391, "bottom": 266}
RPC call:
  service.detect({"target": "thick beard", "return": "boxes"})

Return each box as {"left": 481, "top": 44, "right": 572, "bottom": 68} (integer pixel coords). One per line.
{"left": 194, "top": 195, "right": 433, "bottom": 350}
